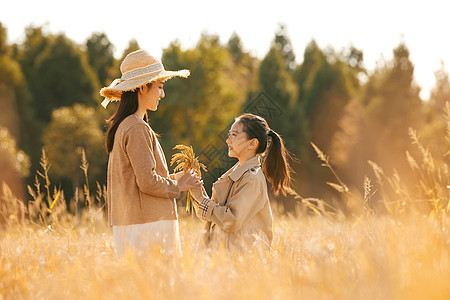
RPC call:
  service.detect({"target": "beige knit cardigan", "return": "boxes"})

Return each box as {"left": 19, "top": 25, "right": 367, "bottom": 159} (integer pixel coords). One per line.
{"left": 107, "top": 114, "right": 180, "bottom": 226}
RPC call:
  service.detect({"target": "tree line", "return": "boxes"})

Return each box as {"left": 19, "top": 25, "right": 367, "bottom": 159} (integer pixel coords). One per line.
{"left": 0, "top": 22, "right": 448, "bottom": 212}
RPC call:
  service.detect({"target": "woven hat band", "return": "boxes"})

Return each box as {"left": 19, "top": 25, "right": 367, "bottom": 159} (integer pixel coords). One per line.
{"left": 121, "top": 62, "right": 164, "bottom": 80}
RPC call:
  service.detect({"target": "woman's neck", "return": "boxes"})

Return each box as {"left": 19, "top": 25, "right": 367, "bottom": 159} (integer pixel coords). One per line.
{"left": 134, "top": 107, "right": 146, "bottom": 119}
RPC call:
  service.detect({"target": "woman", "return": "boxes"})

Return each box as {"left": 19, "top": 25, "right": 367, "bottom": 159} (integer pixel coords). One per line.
{"left": 101, "top": 50, "right": 201, "bottom": 257}
{"left": 190, "top": 113, "right": 292, "bottom": 252}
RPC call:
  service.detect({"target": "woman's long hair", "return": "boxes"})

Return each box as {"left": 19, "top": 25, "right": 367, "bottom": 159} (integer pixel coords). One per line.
{"left": 236, "top": 113, "right": 292, "bottom": 196}
{"left": 105, "top": 87, "right": 149, "bottom": 153}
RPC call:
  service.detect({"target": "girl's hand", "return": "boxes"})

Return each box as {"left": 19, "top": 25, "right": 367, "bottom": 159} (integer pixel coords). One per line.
{"left": 190, "top": 185, "right": 208, "bottom": 203}
{"left": 177, "top": 170, "right": 202, "bottom": 192}
{"left": 190, "top": 186, "right": 203, "bottom": 202}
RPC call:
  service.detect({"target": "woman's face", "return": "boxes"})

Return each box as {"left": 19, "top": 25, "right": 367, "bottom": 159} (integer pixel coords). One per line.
{"left": 139, "top": 79, "right": 165, "bottom": 111}
{"left": 226, "top": 121, "right": 254, "bottom": 159}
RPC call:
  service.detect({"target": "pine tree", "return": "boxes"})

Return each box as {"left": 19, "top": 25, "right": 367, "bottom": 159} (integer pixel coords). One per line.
{"left": 86, "top": 32, "right": 115, "bottom": 87}
{"left": 429, "top": 60, "right": 450, "bottom": 111}
{"left": 273, "top": 23, "right": 296, "bottom": 72}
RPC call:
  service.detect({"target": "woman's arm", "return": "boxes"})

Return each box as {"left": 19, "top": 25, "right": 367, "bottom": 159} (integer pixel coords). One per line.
{"left": 125, "top": 123, "right": 180, "bottom": 198}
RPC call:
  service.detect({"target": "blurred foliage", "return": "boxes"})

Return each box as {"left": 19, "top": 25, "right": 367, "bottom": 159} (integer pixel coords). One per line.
{"left": 331, "top": 43, "right": 423, "bottom": 193}
{"left": 0, "top": 126, "right": 30, "bottom": 178}
{"left": 429, "top": 61, "right": 450, "bottom": 112}
{"left": 11, "top": 26, "right": 102, "bottom": 184}
{"left": 258, "top": 46, "right": 297, "bottom": 136}
{"left": 154, "top": 34, "right": 257, "bottom": 158}
{"left": 24, "top": 34, "right": 100, "bottom": 123}
{"left": 274, "top": 23, "right": 296, "bottom": 72}
{"left": 418, "top": 64, "right": 450, "bottom": 165}
{"left": 0, "top": 23, "right": 32, "bottom": 199}
{"left": 0, "top": 126, "right": 30, "bottom": 199}
{"left": 291, "top": 40, "right": 364, "bottom": 198}
{"left": 42, "top": 104, "right": 107, "bottom": 191}
{"left": 108, "top": 39, "right": 141, "bottom": 80}
{"left": 0, "top": 23, "right": 449, "bottom": 213}
{"left": 0, "top": 23, "right": 24, "bottom": 139}
{"left": 86, "top": 32, "right": 115, "bottom": 87}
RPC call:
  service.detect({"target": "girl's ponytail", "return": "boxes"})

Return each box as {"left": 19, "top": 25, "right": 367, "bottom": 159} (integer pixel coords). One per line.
{"left": 264, "top": 129, "right": 292, "bottom": 196}
{"left": 236, "top": 113, "right": 292, "bottom": 196}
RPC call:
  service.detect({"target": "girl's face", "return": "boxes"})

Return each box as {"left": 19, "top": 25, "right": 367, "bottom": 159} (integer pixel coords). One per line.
{"left": 226, "top": 121, "right": 257, "bottom": 160}
{"left": 139, "top": 79, "right": 165, "bottom": 111}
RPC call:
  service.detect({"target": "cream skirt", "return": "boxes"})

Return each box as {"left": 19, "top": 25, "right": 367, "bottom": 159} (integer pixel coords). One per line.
{"left": 113, "top": 220, "right": 182, "bottom": 257}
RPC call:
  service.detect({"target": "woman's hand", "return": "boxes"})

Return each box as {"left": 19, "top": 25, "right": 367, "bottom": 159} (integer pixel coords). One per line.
{"left": 170, "top": 171, "right": 184, "bottom": 181}
{"left": 177, "top": 170, "right": 202, "bottom": 192}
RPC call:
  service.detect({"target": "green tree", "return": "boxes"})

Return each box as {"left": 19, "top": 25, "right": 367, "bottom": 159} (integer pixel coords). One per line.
{"left": 294, "top": 41, "right": 358, "bottom": 152}
{"left": 255, "top": 25, "right": 298, "bottom": 147}
{"left": 258, "top": 47, "right": 297, "bottom": 137}
{"left": 86, "top": 32, "right": 115, "bottom": 86}
{"left": 226, "top": 32, "right": 259, "bottom": 92}
{"left": 227, "top": 32, "right": 244, "bottom": 63}
{"left": 335, "top": 43, "right": 423, "bottom": 190}
{"left": 9, "top": 26, "right": 47, "bottom": 181}
{"left": 252, "top": 25, "right": 297, "bottom": 152}
{"left": 255, "top": 41, "right": 301, "bottom": 206}
{"left": 274, "top": 23, "right": 296, "bottom": 72}
{"left": 363, "top": 43, "right": 421, "bottom": 156}
{"left": 42, "top": 104, "right": 107, "bottom": 192}
{"left": 0, "top": 22, "right": 24, "bottom": 139}
{"left": 0, "top": 22, "right": 9, "bottom": 56}
{"left": 17, "top": 26, "right": 50, "bottom": 82}
{"left": 292, "top": 41, "right": 363, "bottom": 197}
{"left": 416, "top": 62, "right": 450, "bottom": 164}
{"left": 15, "top": 28, "right": 101, "bottom": 185}
{"left": 0, "top": 25, "right": 42, "bottom": 184}
{"left": 340, "top": 45, "right": 365, "bottom": 93}
{"left": 308, "top": 48, "right": 359, "bottom": 150}
{"left": 122, "top": 39, "right": 140, "bottom": 59}
{"left": 157, "top": 35, "right": 245, "bottom": 146}
{"left": 31, "top": 34, "right": 99, "bottom": 123}
{"left": 429, "top": 60, "right": 450, "bottom": 111}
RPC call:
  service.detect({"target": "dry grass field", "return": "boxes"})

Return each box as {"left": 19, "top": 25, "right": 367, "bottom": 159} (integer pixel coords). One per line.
{"left": 1, "top": 195, "right": 449, "bottom": 299}
{"left": 1, "top": 116, "right": 450, "bottom": 299}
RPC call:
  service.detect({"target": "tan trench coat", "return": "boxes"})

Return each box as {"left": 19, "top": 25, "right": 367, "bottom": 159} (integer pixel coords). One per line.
{"left": 194, "top": 156, "right": 273, "bottom": 252}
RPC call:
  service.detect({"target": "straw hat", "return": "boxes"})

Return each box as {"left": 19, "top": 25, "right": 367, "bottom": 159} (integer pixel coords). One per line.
{"left": 100, "top": 50, "right": 190, "bottom": 108}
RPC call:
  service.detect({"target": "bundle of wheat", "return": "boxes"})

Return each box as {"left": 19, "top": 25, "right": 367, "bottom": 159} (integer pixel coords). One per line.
{"left": 170, "top": 145, "right": 207, "bottom": 213}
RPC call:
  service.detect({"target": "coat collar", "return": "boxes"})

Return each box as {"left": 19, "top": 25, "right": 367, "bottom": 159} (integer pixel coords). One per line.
{"left": 211, "top": 156, "right": 261, "bottom": 206}
{"left": 228, "top": 155, "right": 261, "bottom": 182}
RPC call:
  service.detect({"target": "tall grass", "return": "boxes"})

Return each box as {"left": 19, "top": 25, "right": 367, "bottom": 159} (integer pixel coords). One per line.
{"left": 1, "top": 108, "right": 450, "bottom": 299}
{"left": 1, "top": 209, "right": 448, "bottom": 299}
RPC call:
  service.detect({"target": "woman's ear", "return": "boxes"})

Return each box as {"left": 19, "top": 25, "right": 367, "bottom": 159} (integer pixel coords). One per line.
{"left": 138, "top": 85, "right": 147, "bottom": 95}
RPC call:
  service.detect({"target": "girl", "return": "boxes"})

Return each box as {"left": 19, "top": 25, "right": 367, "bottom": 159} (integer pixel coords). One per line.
{"left": 190, "top": 113, "right": 292, "bottom": 252}
{"left": 101, "top": 50, "right": 201, "bottom": 257}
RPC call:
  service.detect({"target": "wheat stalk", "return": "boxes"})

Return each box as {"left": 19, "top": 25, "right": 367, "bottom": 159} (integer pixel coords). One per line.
{"left": 311, "top": 142, "right": 349, "bottom": 193}
{"left": 170, "top": 145, "right": 207, "bottom": 213}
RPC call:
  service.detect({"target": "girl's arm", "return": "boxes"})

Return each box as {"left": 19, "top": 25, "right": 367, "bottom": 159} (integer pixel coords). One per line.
{"left": 194, "top": 176, "right": 266, "bottom": 233}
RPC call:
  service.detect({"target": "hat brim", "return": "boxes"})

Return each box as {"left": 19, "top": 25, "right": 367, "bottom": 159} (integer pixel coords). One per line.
{"left": 100, "top": 69, "right": 190, "bottom": 101}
